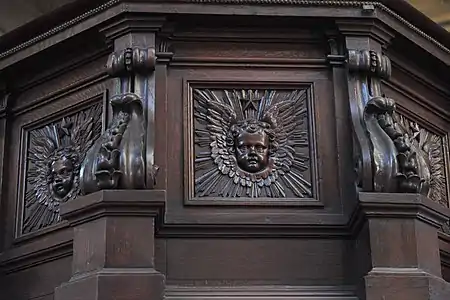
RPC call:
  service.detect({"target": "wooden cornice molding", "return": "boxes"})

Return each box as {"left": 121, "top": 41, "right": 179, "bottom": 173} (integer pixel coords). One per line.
{"left": 0, "top": 1, "right": 450, "bottom": 68}
{"left": 335, "top": 18, "right": 396, "bottom": 48}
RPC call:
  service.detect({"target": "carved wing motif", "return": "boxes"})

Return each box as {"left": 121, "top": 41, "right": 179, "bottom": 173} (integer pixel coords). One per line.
{"left": 23, "top": 103, "right": 102, "bottom": 234}
{"left": 263, "top": 90, "right": 312, "bottom": 197}
{"left": 193, "top": 88, "right": 312, "bottom": 199}
{"left": 394, "top": 113, "right": 448, "bottom": 207}
{"left": 194, "top": 89, "right": 238, "bottom": 196}
{"left": 25, "top": 129, "right": 60, "bottom": 230}
{"left": 71, "top": 106, "right": 102, "bottom": 158}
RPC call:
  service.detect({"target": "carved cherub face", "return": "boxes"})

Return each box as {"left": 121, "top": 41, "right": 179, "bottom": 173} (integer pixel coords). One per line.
{"left": 49, "top": 156, "right": 75, "bottom": 199}
{"left": 230, "top": 121, "right": 273, "bottom": 173}
{"left": 236, "top": 130, "right": 269, "bottom": 173}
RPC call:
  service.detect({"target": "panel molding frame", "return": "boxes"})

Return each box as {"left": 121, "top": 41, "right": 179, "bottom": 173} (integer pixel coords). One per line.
{"left": 183, "top": 79, "right": 320, "bottom": 207}
{"left": 14, "top": 91, "right": 107, "bottom": 241}
{"left": 163, "top": 69, "right": 344, "bottom": 227}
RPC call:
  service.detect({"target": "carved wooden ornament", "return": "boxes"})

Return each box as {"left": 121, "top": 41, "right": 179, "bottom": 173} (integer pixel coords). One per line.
{"left": 22, "top": 103, "right": 102, "bottom": 234}
{"left": 80, "top": 47, "right": 159, "bottom": 195}
{"left": 394, "top": 113, "right": 448, "bottom": 207}
{"left": 347, "top": 49, "right": 449, "bottom": 208}
{"left": 192, "top": 88, "right": 312, "bottom": 199}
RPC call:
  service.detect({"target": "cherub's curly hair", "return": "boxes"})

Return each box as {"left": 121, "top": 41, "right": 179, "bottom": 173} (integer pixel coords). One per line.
{"left": 226, "top": 119, "right": 278, "bottom": 154}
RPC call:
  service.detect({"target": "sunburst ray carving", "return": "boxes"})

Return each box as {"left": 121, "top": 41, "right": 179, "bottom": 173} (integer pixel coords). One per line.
{"left": 22, "top": 102, "right": 102, "bottom": 234}
{"left": 394, "top": 113, "right": 448, "bottom": 207}
{"left": 193, "top": 88, "right": 312, "bottom": 199}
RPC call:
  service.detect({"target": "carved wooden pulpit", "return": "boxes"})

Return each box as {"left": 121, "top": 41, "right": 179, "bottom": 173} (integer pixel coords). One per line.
{"left": 1, "top": 1, "right": 450, "bottom": 300}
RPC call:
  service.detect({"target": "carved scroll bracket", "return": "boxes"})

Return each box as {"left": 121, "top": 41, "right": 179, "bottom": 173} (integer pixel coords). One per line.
{"left": 107, "top": 47, "right": 156, "bottom": 77}
{"left": 347, "top": 49, "right": 398, "bottom": 193}
{"left": 80, "top": 43, "right": 159, "bottom": 194}
{"left": 347, "top": 49, "right": 432, "bottom": 197}
{"left": 106, "top": 46, "right": 156, "bottom": 97}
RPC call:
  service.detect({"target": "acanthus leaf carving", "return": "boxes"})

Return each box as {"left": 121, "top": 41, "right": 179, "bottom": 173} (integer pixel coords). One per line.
{"left": 80, "top": 46, "right": 159, "bottom": 195}
{"left": 348, "top": 49, "right": 398, "bottom": 193}
{"left": 347, "top": 49, "right": 448, "bottom": 207}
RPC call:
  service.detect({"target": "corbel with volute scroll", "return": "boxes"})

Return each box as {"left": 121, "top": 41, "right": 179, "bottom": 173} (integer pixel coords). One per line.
{"left": 80, "top": 47, "right": 159, "bottom": 194}
{"left": 347, "top": 49, "right": 431, "bottom": 196}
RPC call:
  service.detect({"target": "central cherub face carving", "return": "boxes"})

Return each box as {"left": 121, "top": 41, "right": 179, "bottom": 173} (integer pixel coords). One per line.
{"left": 49, "top": 156, "right": 75, "bottom": 199}
{"left": 228, "top": 120, "right": 274, "bottom": 174}
{"left": 235, "top": 129, "right": 269, "bottom": 173}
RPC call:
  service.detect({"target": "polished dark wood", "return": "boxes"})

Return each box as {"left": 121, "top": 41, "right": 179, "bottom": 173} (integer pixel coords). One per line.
{"left": 354, "top": 193, "right": 450, "bottom": 299}
{"left": 1, "top": 1, "right": 450, "bottom": 300}
{"left": 54, "top": 190, "right": 165, "bottom": 300}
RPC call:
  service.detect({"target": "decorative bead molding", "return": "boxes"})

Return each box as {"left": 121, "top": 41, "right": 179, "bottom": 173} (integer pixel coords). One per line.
{"left": 0, "top": 0, "right": 120, "bottom": 59}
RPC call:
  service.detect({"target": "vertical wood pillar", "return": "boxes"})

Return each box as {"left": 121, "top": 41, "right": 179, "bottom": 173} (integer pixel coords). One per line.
{"left": 154, "top": 25, "right": 174, "bottom": 191}
{"left": 54, "top": 190, "right": 166, "bottom": 300}
{"left": 0, "top": 88, "right": 9, "bottom": 253}
{"left": 358, "top": 193, "right": 450, "bottom": 300}
{"left": 55, "top": 15, "right": 167, "bottom": 300}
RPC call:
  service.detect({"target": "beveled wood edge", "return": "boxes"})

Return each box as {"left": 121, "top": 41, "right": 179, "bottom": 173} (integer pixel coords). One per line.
{"left": 439, "top": 231, "right": 450, "bottom": 260}
{"left": 357, "top": 192, "right": 450, "bottom": 227}
{"left": 165, "top": 285, "right": 358, "bottom": 299}
{"left": 0, "top": 227, "right": 73, "bottom": 273}
{"left": 348, "top": 192, "right": 450, "bottom": 239}
{"left": 439, "top": 231, "right": 450, "bottom": 282}
{"left": 60, "top": 190, "right": 166, "bottom": 226}
{"left": 2, "top": 192, "right": 450, "bottom": 272}
{"left": 13, "top": 47, "right": 111, "bottom": 95}
{"left": 387, "top": 54, "right": 450, "bottom": 99}
{"left": 383, "top": 79, "right": 450, "bottom": 126}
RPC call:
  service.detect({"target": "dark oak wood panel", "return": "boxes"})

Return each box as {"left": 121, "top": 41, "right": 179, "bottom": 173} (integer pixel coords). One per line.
{"left": 164, "top": 67, "right": 343, "bottom": 225}
{"left": 2, "top": 83, "right": 110, "bottom": 247}
{"left": 0, "top": 2, "right": 450, "bottom": 300}
{"left": 165, "top": 238, "right": 348, "bottom": 286}
{"left": 440, "top": 233, "right": 450, "bottom": 282}
{"left": 0, "top": 257, "right": 72, "bottom": 300}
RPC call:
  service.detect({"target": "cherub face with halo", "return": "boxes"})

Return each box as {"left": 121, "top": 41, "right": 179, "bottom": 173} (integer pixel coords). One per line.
{"left": 47, "top": 149, "right": 78, "bottom": 199}
{"left": 228, "top": 120, "right": 276, "bottom": 173}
